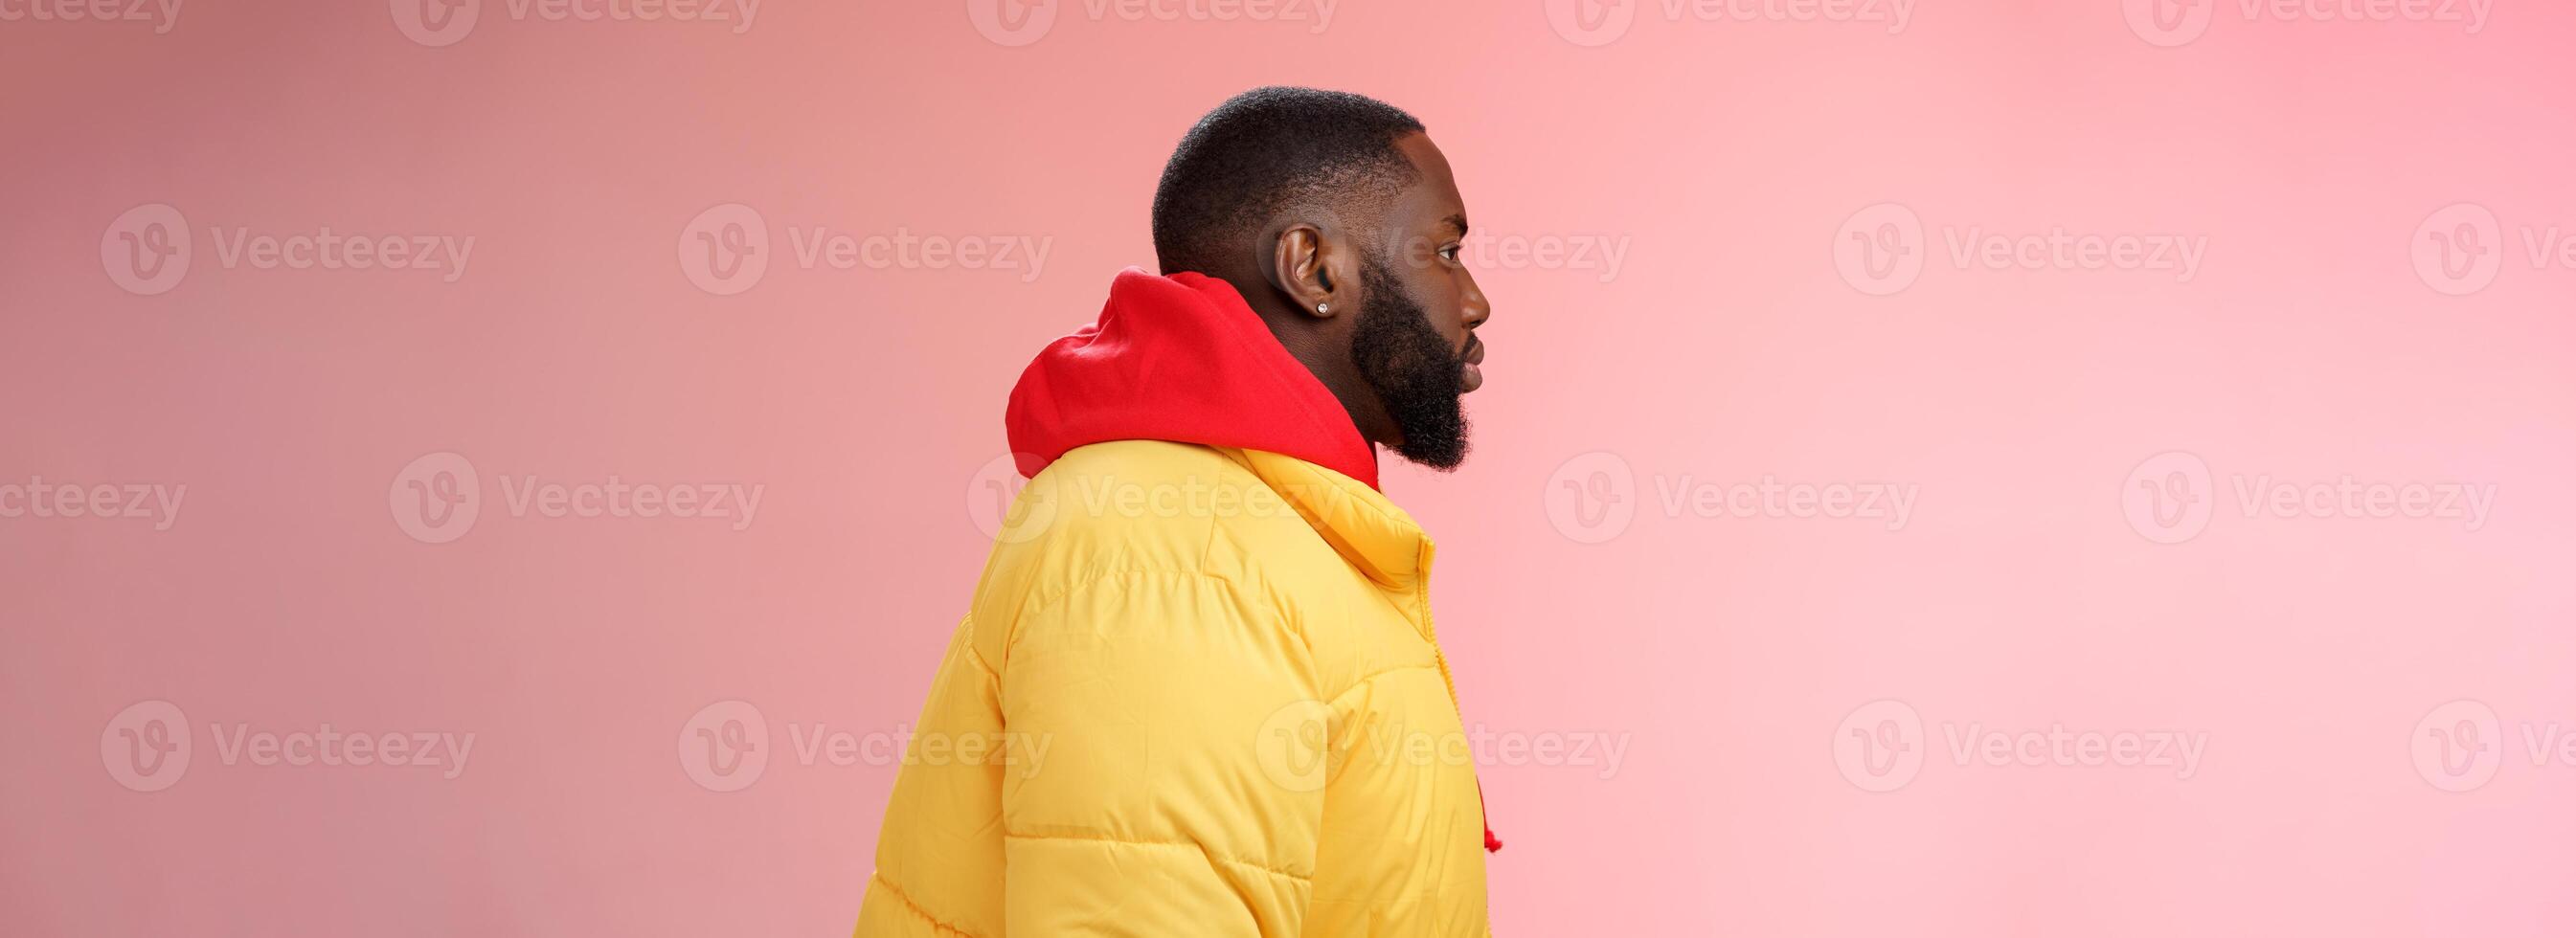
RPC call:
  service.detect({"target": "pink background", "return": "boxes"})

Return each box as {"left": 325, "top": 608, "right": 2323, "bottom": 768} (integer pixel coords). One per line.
{"left": 7, "top": 1, "right": 2576, "bottom": 934}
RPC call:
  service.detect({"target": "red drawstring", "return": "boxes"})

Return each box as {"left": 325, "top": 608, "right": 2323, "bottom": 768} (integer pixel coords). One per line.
{"left": 1479, "top": 785, "right": 1502, "bottom": 853}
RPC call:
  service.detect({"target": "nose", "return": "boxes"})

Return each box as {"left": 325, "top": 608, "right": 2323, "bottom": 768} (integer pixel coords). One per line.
{"left": 1459, "top": 269, "right": 1491, "bottom": 330}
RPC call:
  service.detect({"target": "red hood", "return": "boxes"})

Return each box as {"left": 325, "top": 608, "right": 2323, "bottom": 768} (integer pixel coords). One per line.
{"left": 1006, "top": 268, "right": 1379, "bottom": 489}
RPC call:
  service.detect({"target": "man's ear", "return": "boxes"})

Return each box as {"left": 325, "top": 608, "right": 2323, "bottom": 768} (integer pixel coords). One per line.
{"left": 1270, "top": 221, "right": 1349, "bottom": 322}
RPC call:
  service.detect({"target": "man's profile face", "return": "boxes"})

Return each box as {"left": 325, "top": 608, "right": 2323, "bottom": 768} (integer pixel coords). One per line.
{"left": 1347, "top": 133, "right": 1491, "bottom": 471}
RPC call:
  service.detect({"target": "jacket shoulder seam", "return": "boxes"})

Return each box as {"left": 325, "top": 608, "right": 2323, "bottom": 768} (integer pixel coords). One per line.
{"left": 959, "top": 614, "right": 998, "bottom": 682}
{"left": 1006, "top": 568, "right": 1309, "bottom": 659}
{"left": 1002, "top": 831, "right": 1314, "bottom": 883}
{"left": 1326, "top": 661, "right": 1441, "bottom": 707}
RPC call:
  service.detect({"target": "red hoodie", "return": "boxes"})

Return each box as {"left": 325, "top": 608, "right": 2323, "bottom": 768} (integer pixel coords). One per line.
{"left": 1004, "top": 268, "right": 1380, "bottom": 490}
{"left": 1002, "top": 268, "right": 1502, "bottom": 854}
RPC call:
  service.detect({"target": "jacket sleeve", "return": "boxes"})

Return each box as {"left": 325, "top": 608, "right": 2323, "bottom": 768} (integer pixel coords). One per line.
{"left": 855, "top": 618, "right": 1010, "bottom": 938}
{"left": 999, "top": 570, "right": 1328, "bottom": 937}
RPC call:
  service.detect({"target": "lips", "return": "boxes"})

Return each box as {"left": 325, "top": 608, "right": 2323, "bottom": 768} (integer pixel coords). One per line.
{"left": 1461, "top": 337, "right": 1486, "bottom": 392}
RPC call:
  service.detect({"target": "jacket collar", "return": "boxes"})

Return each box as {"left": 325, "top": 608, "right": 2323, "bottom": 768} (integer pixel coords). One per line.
{"left": 1220, "top": 447, "right": 1431, "bottom": 592}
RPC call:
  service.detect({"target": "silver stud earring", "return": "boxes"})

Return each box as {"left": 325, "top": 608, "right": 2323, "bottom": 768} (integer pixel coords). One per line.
{"left": 1317, "top": 302, "right": 1330, "bottom": 314}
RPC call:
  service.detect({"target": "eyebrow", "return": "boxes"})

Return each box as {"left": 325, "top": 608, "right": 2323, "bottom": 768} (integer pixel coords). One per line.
{"left": 1442, "top": 213, "right": 1469, "bottom": 237}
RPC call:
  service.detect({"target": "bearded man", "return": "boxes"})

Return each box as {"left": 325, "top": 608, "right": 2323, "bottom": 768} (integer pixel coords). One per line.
{"left": 856, "top": 86, "right": 1498, "bottom": 937}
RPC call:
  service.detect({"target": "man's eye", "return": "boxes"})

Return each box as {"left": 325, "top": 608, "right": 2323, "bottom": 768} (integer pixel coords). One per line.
{"left": 1438, "top": 245, "right": 1460, "bottom": 263}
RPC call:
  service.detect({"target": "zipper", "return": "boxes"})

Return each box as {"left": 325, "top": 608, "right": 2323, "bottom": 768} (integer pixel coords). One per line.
{"left": 1414, "top": 538, "right": 1501, "bottom": 854}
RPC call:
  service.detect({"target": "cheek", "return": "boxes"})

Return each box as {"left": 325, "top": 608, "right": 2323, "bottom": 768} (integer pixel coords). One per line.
{"left": 1411, "top": 279, "right": 1470, "bottom": 341}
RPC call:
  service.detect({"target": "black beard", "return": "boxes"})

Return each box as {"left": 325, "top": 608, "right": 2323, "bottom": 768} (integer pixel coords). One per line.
{"left": 1351, "top": 259, "right": 1470, "bottom": 471}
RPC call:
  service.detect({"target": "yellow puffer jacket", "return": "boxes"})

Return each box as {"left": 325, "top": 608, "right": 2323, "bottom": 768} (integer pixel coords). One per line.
{"left": 856, "top": 442, "right": 1491, "bottom": 936}
{"left": 856, "top": 270, "right": 1493, "bottom": 936}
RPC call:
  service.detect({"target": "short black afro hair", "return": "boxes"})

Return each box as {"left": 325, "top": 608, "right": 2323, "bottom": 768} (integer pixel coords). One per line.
{"left": 1150, "top": 86, "right": 1426, "bottom": 277}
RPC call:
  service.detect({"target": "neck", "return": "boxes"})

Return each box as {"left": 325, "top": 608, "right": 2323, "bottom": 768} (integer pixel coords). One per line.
{"left": 1217, "top": 271, "right": 1398, "bottom": 449}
